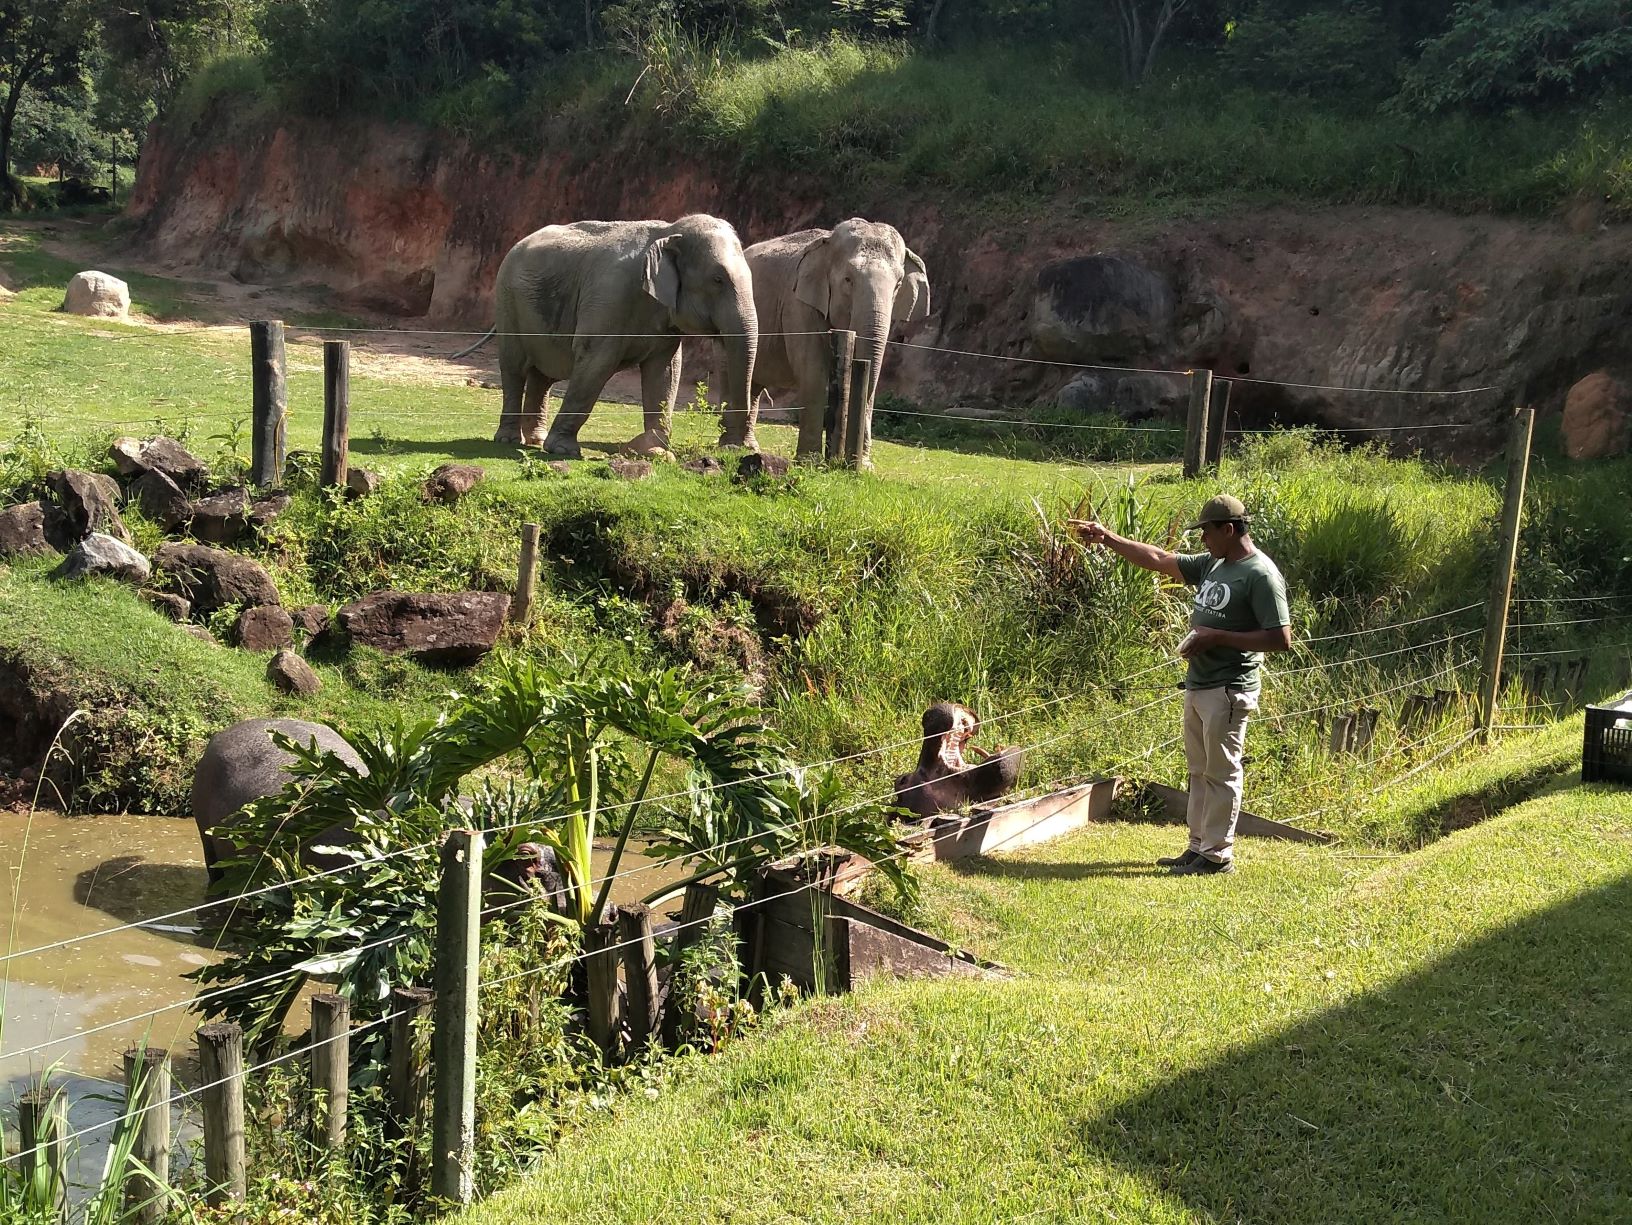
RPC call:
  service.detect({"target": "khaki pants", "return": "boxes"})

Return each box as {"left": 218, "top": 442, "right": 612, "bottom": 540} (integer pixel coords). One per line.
{"left": 1182, "top": 685, "right": 1258, "bottom": 864}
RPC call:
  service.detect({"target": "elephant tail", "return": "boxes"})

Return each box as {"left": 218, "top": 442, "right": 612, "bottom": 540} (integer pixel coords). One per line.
{"left": 450, "top": 327, "right": 496, "bottom": 360}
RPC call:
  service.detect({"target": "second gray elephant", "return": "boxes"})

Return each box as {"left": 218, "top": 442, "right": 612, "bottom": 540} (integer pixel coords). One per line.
{"left": 487, "top": 215, "right": 761, "bottom": 458}
{"left": 735, "top": 218, "right": 930, "bottom": 460}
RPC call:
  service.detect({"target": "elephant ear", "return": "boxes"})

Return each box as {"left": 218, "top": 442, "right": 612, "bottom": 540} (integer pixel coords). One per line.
{"left": 793, "top": 235, "right": 831, "bottom": 317}
{"left": 896, "top": 249, "right": 931, "bottom": 324}
{"left": 643, "top": 235, "right": 682, "bottom": 311}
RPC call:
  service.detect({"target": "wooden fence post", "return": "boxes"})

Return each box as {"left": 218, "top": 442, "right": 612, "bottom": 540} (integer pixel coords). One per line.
{"left": 17, "top": 1085, "right": 68, "bottom": 1223}
{"left": 196, "top": 1023, "right": 246, "bottom": 1206}
{"left": 431, "top": 829, "right": 483, "bottom": 1207}
{"left": 822, "top": 330, "right": 856, "bottom": 461}
{"left": 1183, "top": 368, "right": 1213, "bottom": 480}
{"left": 1475, "top": 407, "right": 1534, "bottom": 744}
{"left": 844, "top": 356, "right": 872, "bottom": 470}
{"left": 249, "top": 321, "right": 287, "bottom": 489}
{"left": 310, "top": 993, "right": 350, "bottom": 1154}
{"left": 512, "top": 523, "right": 540, "bottom": 624}
{"left": 1326, "top": 712, "right": 1354, "bottom": 756}
{"left": 1204, "top": 377, "right": 1232, "bottom": 472}
{"left": 617, "top": 904, "right": 660, "bottom": 1051}
{"left": 123, "top": 1046, "right": 172, "bottom": 1225}
{"left": 321, "top": 340, "right": 350, "bottom": 489}
{"left": 662, "top": 883, "right": 720, "bottom": 1048}
{"left": 1352, "top": 706, "right": 1379, "bottom": 754}
{"left": 389, "top": 985, "right": 435, "bottom": 1129}
{"left": 583, "top": 917, "right": 621, "bottom": 1061}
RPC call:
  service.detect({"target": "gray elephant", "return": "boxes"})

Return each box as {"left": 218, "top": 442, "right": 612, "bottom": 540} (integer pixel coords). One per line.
{"left": 480, "top": 214, "right": 760, "bottom": 458}
{"left": 735, "top": 218, "right": 930, "bottom": 460}
{"left": 191, "top": 717, "right": 366, "bottom": 886}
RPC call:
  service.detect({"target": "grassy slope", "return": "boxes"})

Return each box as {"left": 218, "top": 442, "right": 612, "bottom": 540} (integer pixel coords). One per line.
{"left": 458, "top": 780, "right": 1632, "bottom": 1224}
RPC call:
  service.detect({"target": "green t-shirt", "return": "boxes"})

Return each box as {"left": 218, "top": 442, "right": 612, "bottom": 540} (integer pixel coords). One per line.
{"left": 1174, "top": 549, "right": 1291, "bottom": 691}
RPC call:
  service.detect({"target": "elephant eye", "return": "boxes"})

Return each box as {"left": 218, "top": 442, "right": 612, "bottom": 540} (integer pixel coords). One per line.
{"left": 713, "top": 272, "right": 726, "bottom": 285}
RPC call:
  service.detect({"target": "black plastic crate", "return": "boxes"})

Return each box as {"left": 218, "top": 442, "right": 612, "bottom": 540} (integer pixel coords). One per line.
{"left": 1583, "top": 698, "right": 1632, "bottom": 785}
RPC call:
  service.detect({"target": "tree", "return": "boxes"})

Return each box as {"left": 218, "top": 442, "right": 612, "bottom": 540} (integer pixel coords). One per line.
{"left": 0, "top": 0, "right": 95, "bottom": 207}
{"left": 1107, "top": 0, "right": 1194, "bottom": 83}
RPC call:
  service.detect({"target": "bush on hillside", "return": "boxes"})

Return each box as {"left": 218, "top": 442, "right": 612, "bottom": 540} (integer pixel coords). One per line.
{"left": 1397, "top": 0, "right": 1632, "bottom": 114}
{"left": 1223, "top": 2, "right": 1400, "bottom": 99}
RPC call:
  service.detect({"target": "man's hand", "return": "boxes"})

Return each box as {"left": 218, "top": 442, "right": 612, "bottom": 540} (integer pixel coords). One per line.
{"left": 1067, "top": 518, "right": 1109, "bottom": 546}
{"left": 1180, "top": 627, "right": 1223, "bottom": 658}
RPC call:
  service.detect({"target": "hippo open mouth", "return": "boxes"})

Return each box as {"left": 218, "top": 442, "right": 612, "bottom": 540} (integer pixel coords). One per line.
{"left": 895, "top": 702, "right": 1023, "bottom": 821}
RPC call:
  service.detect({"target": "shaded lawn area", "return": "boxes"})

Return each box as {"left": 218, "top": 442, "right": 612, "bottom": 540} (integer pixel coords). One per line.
{"left": 456, "top": 788, "right": 1632, "bottom": 1224}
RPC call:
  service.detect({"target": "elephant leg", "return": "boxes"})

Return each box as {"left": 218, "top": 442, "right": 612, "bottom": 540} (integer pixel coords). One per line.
{"left": 495, "top": 344, "right": 528, "bottom": 445}
{"left": 543, "top": 345, "right": 620, "bottom": 459}
{"left": 622, "top": 346, "right": 681, "bottom": 455}
{"left": 520, "top": 368, "right": 552, "bottom": 447}
{"left": 790, "top": 335, "right": 829, "bottom": 461}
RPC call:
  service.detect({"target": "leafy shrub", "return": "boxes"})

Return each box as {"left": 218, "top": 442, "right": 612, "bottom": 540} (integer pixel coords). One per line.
{"left": 1224, "top": 3, "right": 1400, "bottom": 98}
{"left": 1397, "top": 0, "right": 1632, "bottom": 114}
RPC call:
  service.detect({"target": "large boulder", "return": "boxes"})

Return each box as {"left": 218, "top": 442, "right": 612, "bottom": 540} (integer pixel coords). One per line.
{"left": 61, "top": 271, "right": 130, "bottom": 319}
{"left": 46, "top": 469, "right": 127, "bottom": 542}
{"left": 1054, "top": 371, "right": 1186, "bottom": 421}
{"left": 132, "top": 469, "right": 193, "bottom": 531}
{"left": 267, "top": 648, "right": 322, "bottom": 696}
{"left": 153, "top": 543, "right": 281, "bottom": 613}
{"left": 346, "top": 468, "right": 382, "bottom": 499}
{"left": 110, "top": 436, "right": 210, "bottom": 491}
{"left": 336, "top": 591, "right": 510, "bottom": 664}
{"left": 0, "top": 501, "right": 73, "bottom": 558}
{"left": 1031, "top": 255, "right": 1176, "bottom": 364}
{"left": 188, "top": 489, "right": 290, "bottom": 545}
{"left": 235, "top": 604, "right": 294, "bottom": 651}
{"left": 53, "top": 533, "right": 151, "bottom": 584}
{"left": 1562, "top": 371, "right": 1630, "bottom": 460}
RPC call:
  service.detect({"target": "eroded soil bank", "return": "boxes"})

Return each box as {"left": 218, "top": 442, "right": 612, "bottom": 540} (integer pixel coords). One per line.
{"left": 128, "top": 110, "right": 1632, "bottom": 451}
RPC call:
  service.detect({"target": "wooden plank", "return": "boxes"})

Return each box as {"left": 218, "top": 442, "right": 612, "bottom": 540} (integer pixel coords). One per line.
{"left": 918, "top": 778, "right": 1119, "bottom": 862}
{"left": 1141, "top": 781, "right": 1333, "bottom": 844}
{"left": 831, "top": 917, "right": 994, "bottom": 989}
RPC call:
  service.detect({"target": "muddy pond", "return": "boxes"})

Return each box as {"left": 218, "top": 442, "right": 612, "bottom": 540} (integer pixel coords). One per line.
{"left": 0, "top": 809, "right": 687, "bottom": 1191}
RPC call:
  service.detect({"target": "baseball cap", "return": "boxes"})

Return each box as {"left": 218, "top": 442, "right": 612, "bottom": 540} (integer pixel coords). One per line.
{"left": 1185, "top": 494, "right": 1251, "bottom": 531}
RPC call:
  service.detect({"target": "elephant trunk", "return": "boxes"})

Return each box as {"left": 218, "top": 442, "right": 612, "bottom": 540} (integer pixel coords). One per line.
{"left": 718, "top": 304, "right": 759, "bottom": 449}
{"left": 850, "top": 282, "right": 895, "bottom": 459}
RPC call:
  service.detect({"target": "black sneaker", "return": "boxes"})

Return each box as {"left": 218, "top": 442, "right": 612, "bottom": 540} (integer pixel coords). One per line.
{"left": 1169, "top": 856, "right": 1235, "bottom": 876}
{"left": 1156, "top": 849, "right": 1201, "bottom": 867}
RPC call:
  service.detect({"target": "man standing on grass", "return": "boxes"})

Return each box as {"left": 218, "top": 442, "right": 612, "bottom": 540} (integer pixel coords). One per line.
{"left": 1071, "top": 495, "right": 1292, "bottom": 875}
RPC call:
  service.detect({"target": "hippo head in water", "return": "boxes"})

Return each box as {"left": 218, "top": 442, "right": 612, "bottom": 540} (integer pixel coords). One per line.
{"left": 892, "top": 702, "right": 1023, "bottom": 821}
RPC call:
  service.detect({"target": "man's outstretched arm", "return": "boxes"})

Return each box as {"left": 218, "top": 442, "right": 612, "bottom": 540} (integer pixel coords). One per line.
{"left": 1067, "top": 519, "right": 1185, "bottom": 582}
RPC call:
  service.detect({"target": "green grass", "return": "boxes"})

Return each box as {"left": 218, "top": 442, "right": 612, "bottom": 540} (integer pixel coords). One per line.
{"left": 3, "top": 221, "right": 1630, "bottom": 829}
{"left": 186, "top": 40, "right": 1632, "bottom": 222}
{"left": 455, "top": 784, "right": 1632, "bottom": 1224}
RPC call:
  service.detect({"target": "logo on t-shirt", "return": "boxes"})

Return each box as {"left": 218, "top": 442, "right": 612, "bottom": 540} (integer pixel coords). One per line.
{"left": 1196, "top": 579, "right": 1232, "bottom": 612}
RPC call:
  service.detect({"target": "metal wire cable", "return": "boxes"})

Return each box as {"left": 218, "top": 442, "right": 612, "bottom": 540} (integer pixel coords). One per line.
{"left": 1269, "top": 628, "right": 1481, "bottom": 678}
{"left": 1297, "top": 603, "right": 1482, "bottom": 645}
{"left": 1261, "top": 658, "right": 1471, "bottom": 723}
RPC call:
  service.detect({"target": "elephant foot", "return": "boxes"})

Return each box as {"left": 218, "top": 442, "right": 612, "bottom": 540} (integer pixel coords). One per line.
{"left": 494, "top": 426, "right": 524, "bottom": 445}
{"left": 522, "top": 427, "right": 549, "bottom": 447}
{"left": 619, "top": 429, "right": 673, "bottom": 459}
{"left": 541, "top": 433, "right": 583, "bottom": 460}
{"left": 717, "top": 432, "right": 760, "bottom": 453}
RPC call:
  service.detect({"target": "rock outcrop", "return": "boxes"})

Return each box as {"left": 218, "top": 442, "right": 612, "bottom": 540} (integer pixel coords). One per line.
{"left": 153, "top": 543, "right": 281, "bottom": 613}
{"left": 336, "top": 591, "right": 510, "bottom": 664}
{"left": 54, "top": 534, "right": 151, "bottom": 584}
{"left": 1562, "top": 371, "right": 1630, "bottom": 460}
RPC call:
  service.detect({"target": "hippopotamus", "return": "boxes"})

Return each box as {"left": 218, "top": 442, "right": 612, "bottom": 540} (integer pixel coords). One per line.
{"left": 892, "top": 702, "right": 1023, "bottom": 820}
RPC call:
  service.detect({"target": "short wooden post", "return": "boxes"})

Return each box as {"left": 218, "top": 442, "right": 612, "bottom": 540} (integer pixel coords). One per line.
{"left": 823, "top": 329, "right": 856, "bottom": 461}
{"left": 431, "top": 829, "right": 483, "bottom": 1207}
{"left": 1204, "top": 377, "right": 1232, "bottom": 471}
{"left": 1326, "top": 713, "right": 1354, "bottom": 756}
{"left": 662, "top": 883, "right": 720, "bottom": 1047}
{"left": 1398, "top": 693, "right": 1425, "bottom": 731}
{"left": 1352, "top": 706, "right": 1379, "bottom": 754}
{"left": 249, "top": 321, "right": 287, "bottom": 488}
{"left": 18, "top": 1085, "right": 68, "bottom": 1223}
{"left": 388, "top": 985, "right": 435, "bottom": 1128}
{"left": 310, "top": 993, "right": 350, "bottom": 1153}
{"left": 320, "top": 340, "right": 350, "bottom": 489}
{"left": 617, "top": 903, "right": 660, "bottom": 1050}
{"left": 583, "top": 917, "right": 621, "bottom": 1061}
{"left": 512, "top": 523, "right": 540, "bottom": 624}
{"left": 196, "top": 1023, "right": 247, "bottom": 1206}
{"left": 1475, "top": 408, "right": 1534, "bottom": 743}
{"left": 1183, "top": 368, "right": 1213, "bottom": 480}
{"left": 122, "top": 1046, "right": 172, "bottom": 1224}
{"left": 844, "top": 356, "right": 872, "bottom": 470}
